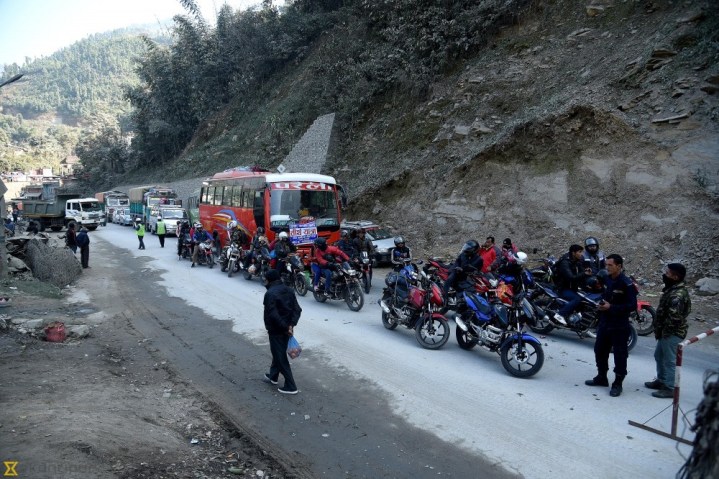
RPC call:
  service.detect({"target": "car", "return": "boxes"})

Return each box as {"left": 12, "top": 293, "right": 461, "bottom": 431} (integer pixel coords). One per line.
{"left": 113, "top": 207, "right": 132, "bottom": 226}
{"left": 340, "top": 220, "right": 397, "bottom": 265}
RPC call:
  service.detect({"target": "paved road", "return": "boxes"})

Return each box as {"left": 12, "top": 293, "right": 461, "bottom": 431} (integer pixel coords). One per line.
{"left": 85, "top": 224, "right": 718, "bottom": 478}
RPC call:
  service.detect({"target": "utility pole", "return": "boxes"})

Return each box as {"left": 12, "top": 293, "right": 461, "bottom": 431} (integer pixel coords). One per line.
{"left": 0, "top": 73, "right": 25, "bottom": 279}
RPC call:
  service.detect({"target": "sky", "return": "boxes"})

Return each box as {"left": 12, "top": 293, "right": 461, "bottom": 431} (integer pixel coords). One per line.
{"left": 0, "top": 0, "right": 270, "bottom": 68}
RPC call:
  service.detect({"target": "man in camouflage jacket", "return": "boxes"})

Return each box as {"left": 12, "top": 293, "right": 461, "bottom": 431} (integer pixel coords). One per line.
{"left": 645, "top": 263, "right": 691, "bottom": 398}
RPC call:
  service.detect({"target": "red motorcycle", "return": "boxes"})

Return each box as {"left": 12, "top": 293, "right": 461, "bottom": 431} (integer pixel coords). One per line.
{"left": 629, "top": 275, "right": 657, "bottom": 336}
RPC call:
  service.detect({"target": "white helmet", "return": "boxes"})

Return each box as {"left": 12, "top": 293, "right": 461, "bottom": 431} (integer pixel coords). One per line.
{"left": 279, "top": 231, "right": 288, "bottom": 240}
{"left": 229, "top": 220, "right": 238, "bottom": 229}
{"left": 194, "top": 222, "right": 202, "bottom": 229}
{"left": 515, "top": 251, "right": 528, "bottom": 265}
{"left": 135, "top": 218, "right": 141, "bottom": 223}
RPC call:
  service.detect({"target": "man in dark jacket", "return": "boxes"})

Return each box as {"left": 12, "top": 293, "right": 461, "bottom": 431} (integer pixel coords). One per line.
{"left": 76, "top": 227, "right": 90, "bottom": 269}
{"left": 585, "top": 254, "right": 637, "bottom": 397}
{"left": 263, "top": 269, "right": 302, "bottom": 394}
{"left": 645, "top": 263, "right": 691, "bottom": 398}
{"left": 65, "top": 222, "right": 78, "bottom": 254}
{"left": 554, "top": 244, "right": 592, "bottom": 324}
{"left": 443, "top": 240, "right": 483, "bottom": 296}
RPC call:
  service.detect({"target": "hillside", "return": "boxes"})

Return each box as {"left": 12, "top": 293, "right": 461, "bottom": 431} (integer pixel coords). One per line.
{"left": 157, "top": 1, "right": 717, "bottom": 284}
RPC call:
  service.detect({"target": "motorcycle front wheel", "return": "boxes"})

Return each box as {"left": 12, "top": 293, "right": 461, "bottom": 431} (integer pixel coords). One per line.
{"left": 294, "top": 273, "right": 308, "bottom": 296}
{"left": 313, "top": 289, "right": 327, "bottom": 303}
{"left": 500, "top": 338, "right": 544, "bottom": 378}
{"left": 630, "top": 306, "right": 656, "bottom": 336}
{"left": 362, "top": 274, "right": 370, "bottom": 294}
{"left": 415, "top": 314, "right": 450, "bottom": 350}
{"left": 456, "top": 324, "right": 478, "bottom": 350}
{"left": 243, "top": 269, "right": 253, "bottom": 280}
{"left": 345, "top": 283, "right": 364, "bottom": 311}
{"left": 227, "top": 259, "right": 236, "bottom": 277}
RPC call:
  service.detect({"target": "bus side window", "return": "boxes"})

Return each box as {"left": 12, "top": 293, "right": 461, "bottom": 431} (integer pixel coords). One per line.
{"left": 253, "top": 191, "right": 265, "bottom": 228}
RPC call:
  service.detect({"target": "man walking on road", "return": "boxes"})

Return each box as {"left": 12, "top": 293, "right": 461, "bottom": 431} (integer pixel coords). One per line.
{"left": 262, "top": 269, "right": 302, "bottom": 395}
{"left": 645, "top": 263, "right": 691, "bottom": 398}
{"left": 76, "top": 227, "right": 90, "bottom": 268}
{"left": 156, "top": 216, "right": 166, "bottom": 248}
{"left": 134, "top": 218, "right": 145, "bottom": 250}
{"left": 585, "top": 254, "right": 637, "bottom": 397}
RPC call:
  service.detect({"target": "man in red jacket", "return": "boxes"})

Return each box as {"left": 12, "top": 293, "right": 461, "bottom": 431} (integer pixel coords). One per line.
{"left": 479, "top": 237, "right": 497, "bottom": 273}
{"left": 312, "top": 237, "right": 350, "bottom": 296}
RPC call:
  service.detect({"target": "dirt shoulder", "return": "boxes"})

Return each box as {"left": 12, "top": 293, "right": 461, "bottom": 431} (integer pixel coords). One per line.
{"left": 0, "top": 276, "right": 298, "bottom": 479}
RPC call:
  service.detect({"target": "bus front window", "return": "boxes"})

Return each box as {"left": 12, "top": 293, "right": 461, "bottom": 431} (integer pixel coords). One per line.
{"left": 270, "top": 189, "right": 339, "bottom": 229}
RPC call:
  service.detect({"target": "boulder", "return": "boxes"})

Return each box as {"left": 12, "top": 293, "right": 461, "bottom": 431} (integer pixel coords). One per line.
{"left": 66, "top": 324, "right": 91, "bottom": 339}
{"left": 695, "top": 278, "right": 719, "bottom": 296}
{"left": 24, "top": 238, "right": 82, "bottom": 288}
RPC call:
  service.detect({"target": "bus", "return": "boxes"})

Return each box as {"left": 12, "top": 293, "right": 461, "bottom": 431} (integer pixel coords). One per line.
{"left": 198, "top": 168, "right": 347, "bottom": 250}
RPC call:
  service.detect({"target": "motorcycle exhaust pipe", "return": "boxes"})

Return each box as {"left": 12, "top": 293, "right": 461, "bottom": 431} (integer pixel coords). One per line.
{"left": 379, "top": 300, "right": 391, "bottom": 314}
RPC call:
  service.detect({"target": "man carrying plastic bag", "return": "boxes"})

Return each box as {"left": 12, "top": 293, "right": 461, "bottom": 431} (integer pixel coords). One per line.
{"left": 262, "top": 269, "right": 302, "bottom": 394}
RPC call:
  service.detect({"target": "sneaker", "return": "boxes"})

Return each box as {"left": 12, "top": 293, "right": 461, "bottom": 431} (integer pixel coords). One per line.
{"left": 644, "top": 379, "right": 664, "bottom": 390}
{"left": 553, "top": 313, "right": 567, "bottom": 326}
{"left": 609, "top": 383, "right": 623, "bottom": 397}
{"left": 584, "top": 376, "right": 609, "bottom": 387}
{"left": 278, "top": 386, "right": 298, "bottom": 395}
{"left": 652, "top": 387, "right": 674, "bottom": 399}
{"left": 263, "top": 373, "right": 278, "bottom": 385}
{"left": 191, "top": 263, "right": 195, "bottom": 268}
{"left": 323, "top": 291, "right": 331, "bottom": 298}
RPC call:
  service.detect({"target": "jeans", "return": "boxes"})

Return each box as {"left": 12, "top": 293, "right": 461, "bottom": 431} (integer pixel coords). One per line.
{"left": 558, "top": 289, "right": 581, "bottom": 318}
{"left": 655, "top": 335, "right": 682, "bottom": 388}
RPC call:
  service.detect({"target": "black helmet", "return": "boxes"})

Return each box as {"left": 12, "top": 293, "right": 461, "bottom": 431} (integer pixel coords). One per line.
{"left": 393, "top": 236, "right": 405, "bottom": 247}
{"left": 314, "top": 237, "right": 328, "bottom": 251}
{"left": 461, "top": 240, "right": 479, "bottom": 255}
{"left": 257, "top": 226, "right": 265, "bottom": 235}
{"left": 585, "top": 237, "right": 599, "bottom": 248}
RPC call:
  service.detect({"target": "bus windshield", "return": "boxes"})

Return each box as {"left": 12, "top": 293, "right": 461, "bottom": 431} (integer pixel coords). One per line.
{"left": 269, "top": 188, "right": 339, "bottom": 229}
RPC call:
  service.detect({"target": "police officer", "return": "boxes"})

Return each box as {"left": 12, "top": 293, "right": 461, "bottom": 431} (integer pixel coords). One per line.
{"left": 645, "top": 263, "right": 691, "bottom": 398}
{"left": 585, "top": 254, "right": 637, "bottom": 397}
{"left": 156, "top": 216, "right": 167, "bottom": 248}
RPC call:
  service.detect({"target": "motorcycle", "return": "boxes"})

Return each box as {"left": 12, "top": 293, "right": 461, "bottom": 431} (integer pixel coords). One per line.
{"left": 352, "top": 251, "right": 373, "bottom": 294}
{"left": 281, "top": 254, "right": 309, "bottom": 296}
{"left": 529, "top": 282, "right": 638, "bottom": 352}
{"left": 196, "top": 240, "right": 215, "bottom": 268}
{"left": 243, "top": 246, "right": 272, "bottom": 282}
{"left": 629, "top": 275, "right": 657, "bottom": 336}
{"left": 450, "top": 287, "right": 544, "bottom": 377}
{"left": 219, "top": 241, "right": 245, "bottom": 278}
{"left": 179, "top": 233, "right": 193, "bottom": 260}
{"left": 379, "top": 267, "right": 450, "bottom": 350}
{"left": 313, "top": 262, "right": 365, "bottom": 311}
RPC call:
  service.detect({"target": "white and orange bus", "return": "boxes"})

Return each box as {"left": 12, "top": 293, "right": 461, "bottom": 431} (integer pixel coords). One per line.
{"left": 198, "top": 167, "right": 347, "bottom": 250}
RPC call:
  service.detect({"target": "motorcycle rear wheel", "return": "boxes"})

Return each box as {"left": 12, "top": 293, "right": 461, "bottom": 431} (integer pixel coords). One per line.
{"left": 381, "top": 309, "right": 399, "bottom": 330}
{"left": 528, "top": 294, "right": 555, "bottom": 334}
{"left": 415, "top": 314, "right": 450, "bottom": 350}
{"left": 455, "top": 325, "right": 478, "bottom": 350}
{"left": 294, "top": 273, "right": 308, "bottom": 296}
{"left": 500, "top": 338, "right": 544, "bottom": 378}
{"left": 630, "top": 306, "right": 656, "bottom": 336}
{"left": 345, "top": 283, "right": 364, "bottom": 311}
{"left": 227, "top": 259, "right": 236, "bottom": 278}
{"left": 313, "top": 289, "right": 327, "bottom": 303}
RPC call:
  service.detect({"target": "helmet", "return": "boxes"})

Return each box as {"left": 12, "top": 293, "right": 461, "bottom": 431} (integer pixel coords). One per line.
{"left": 135, "top": 218, "right": 141, "bottom": 223}
{"left": 194, "top": 222, "right": 202, "bottom": 229}
{"left": 394, "top": 236, "right": 405, "bottom": 247}
{"left": 314, "top": 237, "right": 328, "bottom": 251}
{"left": 461, "top": 240, "right": 479, "bottom": 255}
{"left": 341, "top": 230, "right": 349, "bottom": 239}
{"left": 515, "top": 251, "right": 528, "bottom": 265}
{"left": 585, "top": 237, "right": 599, "bottom": 248}
{"left": 279, "top": 231, "right": 288, "bottom": 240}
{"left": 256, "top": 226, "right": 265, "bottom": 235}
{"left": 229, "top": 220, "right": 238, "bottom": 229}
{"left": 157, "top": 216, "right": 162, "bottom": 220}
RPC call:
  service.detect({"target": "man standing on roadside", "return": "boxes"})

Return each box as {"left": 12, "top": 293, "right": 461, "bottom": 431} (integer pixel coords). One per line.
{"left": 585, "top": 254, "right": 637, "bottom": 397}
{"left": 76, "top": 227, "right": 90, "bottom": 269}
{"left": 645, "top": 263, "right": 691, "bottom": 398}
{"left": 65, "top": 222, "right": 78, "bottom": 254}
{"left": 156, "top": 216, "right": 166, "bottom": 248}
{"left": 262, "top": 269, "right": 302, "bottom": 395}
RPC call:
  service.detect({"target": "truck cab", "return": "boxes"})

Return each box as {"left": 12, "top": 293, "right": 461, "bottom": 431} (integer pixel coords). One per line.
{"left": 148, "top": 206, "right": 188, "bottom": 235}
{"left": 65, "top": 198, "right": 103, "bottom": 230}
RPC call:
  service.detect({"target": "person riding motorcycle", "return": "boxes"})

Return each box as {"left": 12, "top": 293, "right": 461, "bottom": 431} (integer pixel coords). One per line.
{"left": 336, "top": 230, "right": 357, "bottom": 259}
{"left": 270, "top": 231, "right": 297, "bottom": 272}
{"left": 312, "top": 237, "right": 350, "bottom": 296}
{"left": 352, "top": 228, "right": 376, "bottom": 284}
{"left": 191, "top": 222, "right": 213, "bottom": 267}
{"left": 243, "top": 226, "right": 267, "bottom": 269}
{"left": 582, "top": 236, "right": 607, "bottom": 275}
{"left": 177, "top": 220, "right": 191, "bottom": 259}
{"left": 554, "top": 244, "right": 593, "bottom": 324}
{"left": 443, "top": 240, "right": 484, "bottom": 296}
{"left": 390, "top": 236, "right": 412, "bottom": 271}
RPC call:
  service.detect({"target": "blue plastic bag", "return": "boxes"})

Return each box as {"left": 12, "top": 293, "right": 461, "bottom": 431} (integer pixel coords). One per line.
{"left": 287, "top": 336, "right": 302, "bottom": 359}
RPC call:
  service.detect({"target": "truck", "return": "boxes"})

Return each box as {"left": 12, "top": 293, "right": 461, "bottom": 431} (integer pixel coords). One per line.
{"left": 128, "top": 185, "right": 182, "bottom": 226}
{"left": 147, "top": 205, "right": 188, "bottom": 235}
{"left": 95, "top": 190, "right": 130, "bottom": 222}
{"left": 14, "top": 182, "right": 103, "bottom": 231}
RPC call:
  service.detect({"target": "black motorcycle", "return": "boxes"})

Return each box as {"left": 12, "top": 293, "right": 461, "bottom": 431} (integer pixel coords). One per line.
{"left": 280, "top": 254, "right": 309, "bottom": 296}
{"left": 353, "top": 251, "right": 373, "bottom": 294}
{"left": 243, "top": 246, "right": 271, "bottom": 282}
{"left": 313, "top": 262, "right": 364, "bottom": 311}
{"left": 219, "top": 241, "right": 245, "bottom": 278}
